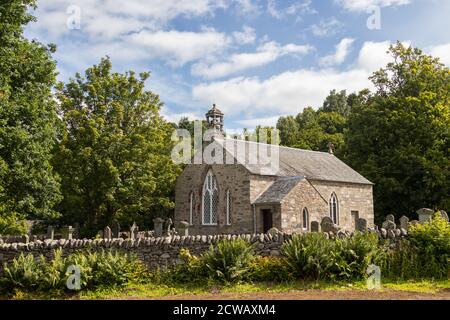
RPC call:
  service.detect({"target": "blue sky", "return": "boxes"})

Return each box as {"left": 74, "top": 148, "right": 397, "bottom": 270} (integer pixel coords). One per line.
{"left": 26, "top": 0, "right": 450, "bottom": 130}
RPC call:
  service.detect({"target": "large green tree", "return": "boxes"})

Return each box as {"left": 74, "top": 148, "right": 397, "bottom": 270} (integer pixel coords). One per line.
{"left": 53, "top": 58, "right": 181, "bottom": 236}
{"left": 344, "top": 43, "right": 450, "bottom": 222}
{"left": 0, "top": 0, "right": 61, "bottom": 224}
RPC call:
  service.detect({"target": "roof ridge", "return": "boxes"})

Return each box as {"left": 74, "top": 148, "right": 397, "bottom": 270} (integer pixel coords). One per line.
{"left": 223, "top": 137, "right": 332, "bottom": 155}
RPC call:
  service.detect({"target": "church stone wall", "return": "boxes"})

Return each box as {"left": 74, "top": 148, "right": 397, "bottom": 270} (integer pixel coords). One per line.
{"left": 309, "top": 180, "right": 375, "bottom": 230}
{"left": 280, "top": 180, "right": 328, "bottom": 233}
{"left": 175, "top": 164, "right": 255, "bottom": 235}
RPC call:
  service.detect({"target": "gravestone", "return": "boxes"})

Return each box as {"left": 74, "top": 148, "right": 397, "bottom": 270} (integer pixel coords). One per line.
{"left": 46, "top": 226, "right": 54, "bottom": 240}
{"left": 153, "top": 218, "right": 164, "bottom": 237}
{"left": 67, "top": 226, "right": 74, "bottom": 240}
{"left": 417, "top": 208, "right": 433, "bottom": 223}
{"left": 382, "top": 215, "right": 396, "bottom": 230}
{"left": 399, "top": 216, "right": 409, "bottom": 230}
{"left": 310, "top": 221, "right": 319, "bottom": 232}
{"left": 439, "top": 210, "right": 449, "bottom": 221}
{"left": 130, "top": 222, "right": 138, "bottom": 240}
{"left": 176, "top": 221, "right": 190, "bottom": 237}
{"left": 165, "top": 218, "right": 173, "bottom": 236}
{"left": 267, "top": 227, "right": 280, "bottom": 236}
{"left": 103, "top": 226, "right": 112, "bottom": 240}
{"left": 320, "top": 217, "right": 334, "bottom": 233}
{"left": 356, "top": 218, "right": 367, "bottom": 232}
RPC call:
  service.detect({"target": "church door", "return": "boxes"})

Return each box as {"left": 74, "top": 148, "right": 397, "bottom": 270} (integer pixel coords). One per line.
{"left": 262, "top": 209, "right": 273, "bottom": 233}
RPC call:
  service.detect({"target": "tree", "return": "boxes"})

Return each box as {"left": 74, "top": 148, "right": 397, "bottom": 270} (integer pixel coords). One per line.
{"left": 344, "top": 43, "right": 450, "bottom": 222}
{"left": 53, "top": 58, "right": 181, "bottom": 236}
{"left": 276, "top": 116, "right": 299, "bottom": 146}
{"left": 0, "top": 0, "right": 61, "bottom": 223}
{"left": 321, "top": 89, "right": 351, "bottom": 117}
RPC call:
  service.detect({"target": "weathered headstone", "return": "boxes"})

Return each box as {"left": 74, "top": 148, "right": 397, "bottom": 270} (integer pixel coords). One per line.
{"left": 310, "top": 221, "right": 319, "bottom": 232}
{"left": 176, "top": 221, "right": 190, "bottom": 237}
{"left": 386, "top": 214, "right": 395, "bottom": 222}
{"left": 439, "top": 210, "right": 449, "bottom": 221}
{"left": 165, "top": 218, "right": 173, "bottom": 236}
{"left": 103, "top": 226, "right": 112, "bottom": 240}
{"left": 399, "top": 216, "right": 409, "bottom": 230}
{"left": 130, "top": 222, "right": 138, "bottom": 240}
{"left": 112, "top": 222, "right": 120, "bottom": 238}
{"left": 67, "top": 226, "right": 74, "bottom": 240}
{"left": 267, "top": 227, "right": 280, "bottom": 236}
{"left": 320, "top": 217, "right": 333, "bottom": 232}
{"left": 153, "top": 218, "right": 164, "bottom": 237}
{"left": 417, "top": 208, "right": 433, "bottom": 223}
{"left": 382, "top": 216, "right": 396, "bottom": 230}
{"left": 356, "top": 218, "right": 367, "bottom": 232}
{"left": 46, "top": 226, "right": 54, "bottom": 240}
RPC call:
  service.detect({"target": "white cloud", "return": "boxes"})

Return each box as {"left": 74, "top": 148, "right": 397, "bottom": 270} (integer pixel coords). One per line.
{"left": 192, "top": 68, "right": 373, "bottom": 116}
{"left": 308, "top": 18, "right": 343, "bottom": 37}
{"left": 319, "top": 38, "right": 355, "bottom": 67}
{"left": 428, "top": 43, "right": 450, "bottom": 66}
{"left": 236, "top": 116, "right": 281, "bottom": 127}
{"left": 335, "top": 0, "right": 411, "bottom": 12}
{"left": 191, "top": 41, "right": 313, "bottom": 79}
{"left": 267, "top": 0, "right": 316, "bottom": 19}
{"left": 128, "top": 29, "right": 231, "bottom": 66}
{"left": 233, "top": 26, "right": 257, "bottom": 44}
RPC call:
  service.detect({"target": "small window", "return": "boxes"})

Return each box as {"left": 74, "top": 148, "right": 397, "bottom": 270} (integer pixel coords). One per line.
{"left": 189, "top": 192, "right": 193, "bottom": 225}
{"left": 226, "top": 189, "right": 232, "bottom": 225}
{"left": 329, "top": 193, "right": 339, "bottom": 224}
{"left": 302, "top": 208, "right": 309, "bottom": 231}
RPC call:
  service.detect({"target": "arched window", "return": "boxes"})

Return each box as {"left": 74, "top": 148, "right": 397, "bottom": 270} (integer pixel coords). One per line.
{"left": 226, "top": 189, "right": 232, "bottom": 225}
{"left": 329, "top": 193, "right": 339, "bottom": 224}
{"left": 189, "top": 192, "right": 194, "bottom": 225}
{"left": 302, "top": 208, "right": 309, "bottom": 231}
{"left": 202, "top": 170, "right": 219, "bottom": 225}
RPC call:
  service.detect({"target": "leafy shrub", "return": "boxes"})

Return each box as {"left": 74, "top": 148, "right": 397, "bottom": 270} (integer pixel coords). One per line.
{"left": 0, "top": 213, "right": 27, "bottom": 235}
{"left": 282, "top": 233, "right": 334, "bottom": 280}
{"left": 0, "top": 249, "right": 146, "bottom": 294}
{"left": 248, "top": 256, "right": 294, "bottom": 282}
{"left": 282, "top": 232, "right": 382, "bottom": 281}
{"left": 202, "top": 239, "right": 255, "bottom": 283}
{"left": 381, "top": 214, "right": 450, "bottom": 280}
{"left": 162, "top": 248, "right": 207, "bottom": 284}
{"left": 0, "top": 253, "right": 43, "bottom": 292}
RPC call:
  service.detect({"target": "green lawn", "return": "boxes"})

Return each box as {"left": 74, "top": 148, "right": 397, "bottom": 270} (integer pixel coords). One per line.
{"left": 3, "top": 279, "right": 449, "bottom": 300}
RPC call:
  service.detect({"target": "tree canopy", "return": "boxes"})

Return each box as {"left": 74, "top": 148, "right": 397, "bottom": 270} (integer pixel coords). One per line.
{"left": 53, "top": 58, "right": 181, "bottom": 236}
{"left": 0, "top": 0, "right": 61, "bottom": 222}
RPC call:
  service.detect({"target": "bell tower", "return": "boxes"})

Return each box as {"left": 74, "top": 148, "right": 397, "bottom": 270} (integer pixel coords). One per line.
{"left": 205, "top": 104, "right": 224, "bottom": 134}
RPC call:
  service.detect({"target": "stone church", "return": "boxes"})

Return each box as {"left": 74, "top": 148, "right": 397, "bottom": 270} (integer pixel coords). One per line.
{"left": 174, "top": 105, "right": 374, "bottom": 235}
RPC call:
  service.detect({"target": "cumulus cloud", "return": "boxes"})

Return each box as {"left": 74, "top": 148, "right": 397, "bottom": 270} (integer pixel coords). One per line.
{"left": 428, "top": 43, "right": 450, "bottom": 66}
{"left": 191, "top": 41, "right": 314, "bottom": 79}
{"left": 233, "top": 26, "right": 257, "bottom": 44}
{"left": 308, "top": 17, "right": 343, "bottom": 37}
{"left": 319, "top": 38, "right": 355, "bottom": 67}
{"left": 128, "top": 29, "right": 231, "bottom": 66}
{"left": 191, "top": 40, "right": 410, "bottom": 117}
{"left": 335, "top": 0, "right": 411, "bottom": 11}
{"left": 267, "top": 0, "right": 316, "bottom": 19}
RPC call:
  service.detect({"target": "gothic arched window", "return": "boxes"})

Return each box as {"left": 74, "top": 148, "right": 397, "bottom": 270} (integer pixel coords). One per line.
{"left": 226, "top": 189, "right": 232, "bottom": 225}
{"left": 329, "top": 193, "right": 339, "bottom": 224}
{"left": 189, "top": 192, "right": 194, "bottom": 225}
{"left": 302, "top": 208, "right": 309, "bottom": 231}
{"left": 202, "top": 170, "right": 219, "bottom": 225}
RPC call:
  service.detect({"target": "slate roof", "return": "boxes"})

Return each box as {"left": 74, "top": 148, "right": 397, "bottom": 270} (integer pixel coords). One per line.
{"left": 253, "top": 176, "right": 304, "bottom": 204}
{"left": 214, "top": 138, "right": 372, "bottom": 185}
